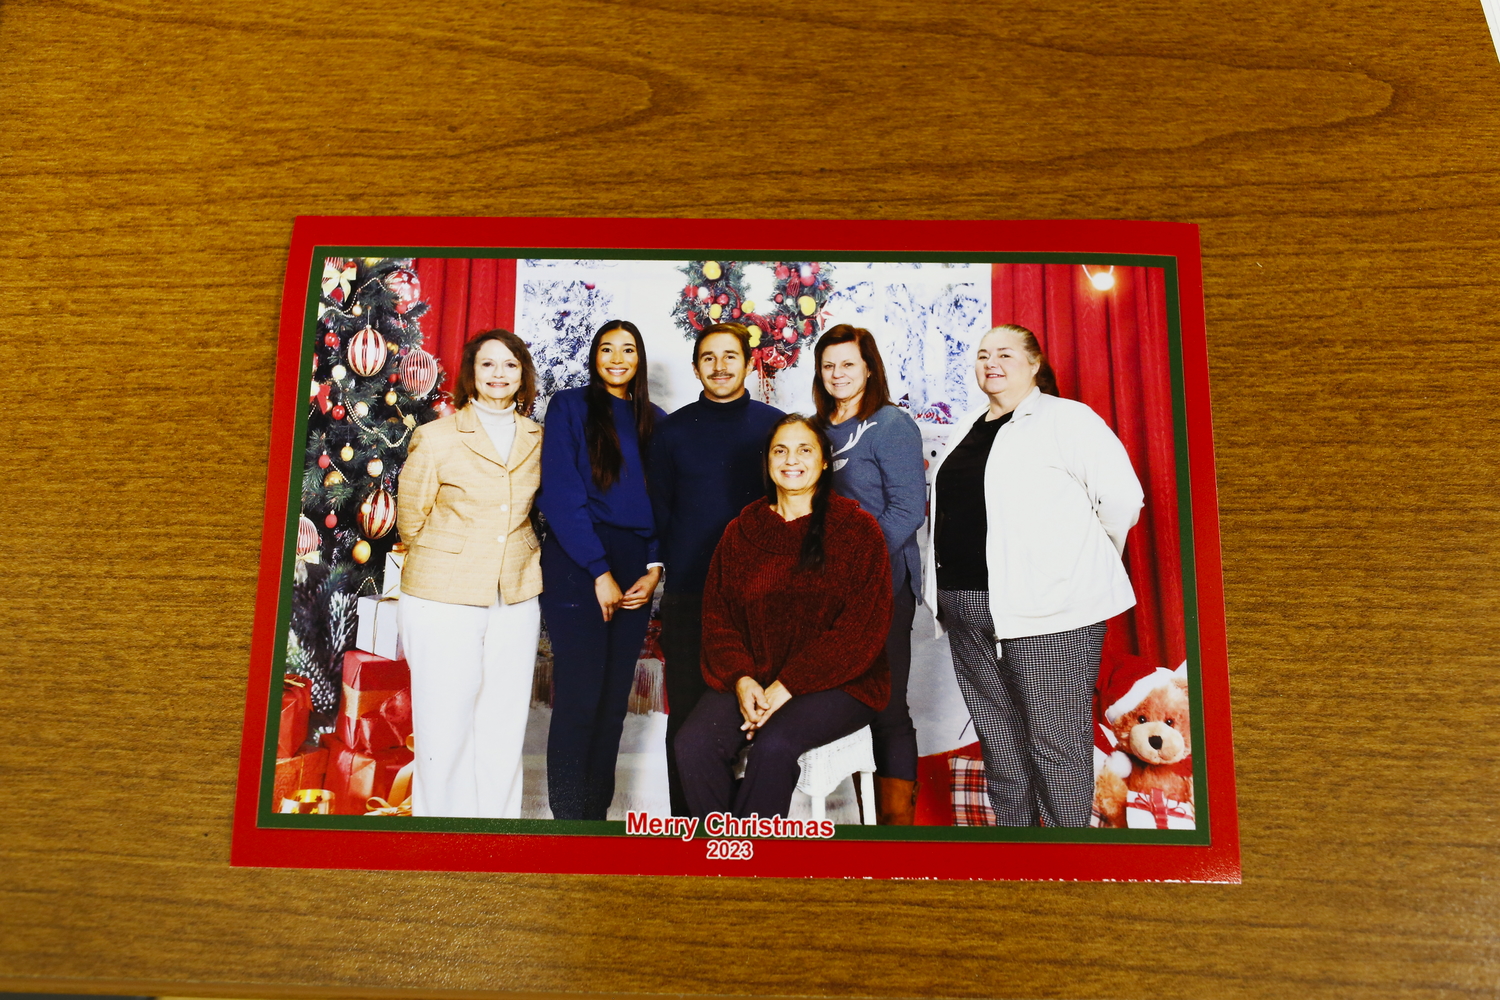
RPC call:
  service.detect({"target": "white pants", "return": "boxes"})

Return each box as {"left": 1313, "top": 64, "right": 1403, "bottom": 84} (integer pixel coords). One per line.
{"left": 398, "top": 590, "right": 541, "bottom": 818}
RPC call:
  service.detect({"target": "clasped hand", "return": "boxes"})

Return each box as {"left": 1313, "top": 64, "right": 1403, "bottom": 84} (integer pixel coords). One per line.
{"left": 594, "top": 566, "right": 661, "bottom": 622}
{"left": 735, "top": 676, "right": 792, "bottom": 739}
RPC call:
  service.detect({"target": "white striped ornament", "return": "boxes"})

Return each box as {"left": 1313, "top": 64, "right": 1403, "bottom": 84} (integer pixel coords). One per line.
{"left": 348, "top": 326, "right": 387, "bottom": 377}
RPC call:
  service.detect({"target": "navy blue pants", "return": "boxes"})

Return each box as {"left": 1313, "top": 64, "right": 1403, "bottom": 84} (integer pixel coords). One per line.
{"left": 540, "top": 525, "right": 651, "bottom": 821}
{"left": 675, "top": 687, "right": 874, "bottom": 819}
{"left": 872, "top": 559, "right": 919, "bottom": 781}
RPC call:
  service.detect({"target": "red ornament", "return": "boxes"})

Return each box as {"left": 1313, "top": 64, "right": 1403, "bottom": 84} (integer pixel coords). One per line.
{"left": 787, "top": 278, "right": 801, "bottom": 293}
{"left": 774, "top": 315, "right": 787, "bottom": 329}
{"left": 388, "top": 372, "right": 400, "bottom": 383}
{"left": 399, "top": 347, "right": 439, "bottom": 397}
{"left": 804, "top": 320, "right": 814, "bottom": 335}
{"left": 809, "top": 262, "right": 820, "bottom": 274}
{"left": 384, "top": 269, "right": 422, "bottom": 314}
{"left": 357, "top": 487, "right": 397, "bottom": 540}
{"left": 683, "top": 285, "right": 695, "bottom": 297}
{"left": 331, "top": 404, "right": 346, "bottom": 421}
{"left": 348, "top": 327, "right": 387, "bottom": 377}
{"left": 584, "top": 282, "right": 596, "bottom": 290}
{"left": 775, "top": 293, "right": 784, "bottom": 304}
{"left": 775, "top": 264, "right": 790, "bottom": 279}
{"left": 730, "top": 308, "right": 741, "bottom": 319}
{"left": 296, "top": 515, "right": 320, "bottom": 558}
{"left": 717, "top": 293, "right": 729, "bottom": 305}
{"left": 323, "top": 332, "right": 339, "bottom": 348}
{"left": 324, "top": 512, "right": 339, "bottom": 529}
{"left": 317, "top": 453, "right": 331, "bottom": 469}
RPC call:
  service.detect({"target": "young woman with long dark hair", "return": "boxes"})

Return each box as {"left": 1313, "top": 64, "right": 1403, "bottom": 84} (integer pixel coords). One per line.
{"left": 673, "top": 414, "right": 893, "bottom": 820}
{"left": 537, "top": 319, "right": 665, "bottom": 820}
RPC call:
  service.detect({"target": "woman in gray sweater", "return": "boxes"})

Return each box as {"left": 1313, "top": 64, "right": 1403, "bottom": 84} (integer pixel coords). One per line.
{"left": 811, "top": 324, "right": 928, "bottom": 824}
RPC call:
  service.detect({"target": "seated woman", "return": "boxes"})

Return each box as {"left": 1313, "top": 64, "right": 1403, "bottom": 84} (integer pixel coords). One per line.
{"left": 675, "top": 415, "right": 893, "bottom": 820}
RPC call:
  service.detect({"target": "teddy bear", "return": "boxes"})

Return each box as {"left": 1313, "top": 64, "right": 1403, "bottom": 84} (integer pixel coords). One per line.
{"left": 1093, "top": 663, "right": 1193, "bottom": 829}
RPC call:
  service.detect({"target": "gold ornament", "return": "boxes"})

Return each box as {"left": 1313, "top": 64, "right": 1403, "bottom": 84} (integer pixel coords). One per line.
{"left": 403, "top": 414, "right": 417, "bottom": 429}
{"left": 798, "top": 295, "right": 816, "bottom": 316}
{"left": 354, "top": 401, "right": 370, "bottom": 418}
{"left": 352, "top": 539, "right": 372, "bottom": 564}
{"left": 384, "top": 390, "right": 398, "bottom": 405}
{"left": 708, "top": 303, "right": 722, "bottom": 320}
{"left": 351, "top": 303, "right": 363, "bottom": 316}
{"left": 387, "top": 341, "right": 399, "bottom": 353}
{"left": 340, "top": 444, "right": 354, "bottom": 462}
{"left": 367, "top": 458, "right": 384, "bottom": 477}
{"left": 331, "top": 364, "right": 347, "bottom": 380}
{"left": 741, "top": 300, "right": 755, "bottom": 314}
{"left": 702, "top": 261, "right": 722, "bottom": 280}
{"left": 323, "top": 469, "right": 345, "bottom": 487}
{"left": 363, "top": 257, "right": 383, "bottom": 265}
{"left": 747, "top": 326, "right": 762, "bottom": 346}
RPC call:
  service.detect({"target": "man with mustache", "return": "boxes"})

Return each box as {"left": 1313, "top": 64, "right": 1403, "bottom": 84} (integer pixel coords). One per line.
{"left": 650, "top": 322, "right": 784, "bottom": 817}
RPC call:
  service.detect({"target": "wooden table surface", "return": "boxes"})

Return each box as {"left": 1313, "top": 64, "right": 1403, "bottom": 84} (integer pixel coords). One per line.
{"left": 4, "top": 0, "right": 1498, "bottom": 997}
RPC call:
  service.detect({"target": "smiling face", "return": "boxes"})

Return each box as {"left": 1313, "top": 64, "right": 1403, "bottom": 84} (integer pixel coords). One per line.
{"left": 973, "top": 327, "right": 1041, "bottom": 404}
{"left": 694, "top": 331, "right": 748, "bottom": 402}
{"left": 767, "top": 421, "right": 827, "bottom": 498}
{"left": 596, "top": 327, "right": 640, "bottom": 398}
{"left": 473, "top": 338, "right": 522, "bottom": 409}
{"left": 819, "top": 340, "right": 870, "bottom": 410}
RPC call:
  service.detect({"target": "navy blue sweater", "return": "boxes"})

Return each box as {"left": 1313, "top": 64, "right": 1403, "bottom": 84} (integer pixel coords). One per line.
{"left": 649, "top": 392, "right": 785, "bottom": 594}
{"left": 538, "top": 387, "right": 664, "bottom": 578}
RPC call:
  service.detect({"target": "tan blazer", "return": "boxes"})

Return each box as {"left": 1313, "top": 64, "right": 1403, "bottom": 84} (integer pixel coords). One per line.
{"left": 396, "top": 404, "right": 543, "bottom": 607}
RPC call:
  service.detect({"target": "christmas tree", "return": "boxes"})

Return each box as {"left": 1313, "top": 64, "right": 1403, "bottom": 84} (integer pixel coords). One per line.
{"left": 289, "top": 257, "right": 443, "bottom": 714}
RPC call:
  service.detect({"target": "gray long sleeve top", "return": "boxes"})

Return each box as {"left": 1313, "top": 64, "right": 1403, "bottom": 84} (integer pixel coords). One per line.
{"left": 825, "top": 403, "right": 928, "bottom": 602}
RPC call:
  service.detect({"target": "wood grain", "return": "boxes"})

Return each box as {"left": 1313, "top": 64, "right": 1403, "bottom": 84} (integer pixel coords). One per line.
{"left": 3, "top": 0, "right": 1499, "bottom": 997}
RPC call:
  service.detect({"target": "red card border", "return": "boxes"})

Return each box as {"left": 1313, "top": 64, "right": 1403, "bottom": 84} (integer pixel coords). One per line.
{"left": 233, "top": 217, "right": 1238, "bottom": 882}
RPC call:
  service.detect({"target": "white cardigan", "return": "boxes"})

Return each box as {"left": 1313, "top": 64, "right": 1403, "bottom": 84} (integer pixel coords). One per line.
{"left": 924, "top": 387, "right": 1144, "bottom": 640}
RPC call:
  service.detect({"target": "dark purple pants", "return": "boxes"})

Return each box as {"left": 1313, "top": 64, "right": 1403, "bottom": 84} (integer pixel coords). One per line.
{"left": 675, "top": 687, "right": 874, "bottom": 819}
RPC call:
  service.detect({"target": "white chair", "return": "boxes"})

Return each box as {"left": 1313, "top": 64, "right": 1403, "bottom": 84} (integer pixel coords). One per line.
{"left": 796, "top": 726, "right": 877, "bottom": 824}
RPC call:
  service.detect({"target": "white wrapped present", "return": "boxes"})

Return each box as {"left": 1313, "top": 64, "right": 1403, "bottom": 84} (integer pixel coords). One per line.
{"left": 355, "top": 595, "right": 402, "bottom": 660}
{"left": 1125, "top": 789, "right": 1195, "bottom": 830}
{"left": 381, "top": 550, "right": 404, "bottom": 598}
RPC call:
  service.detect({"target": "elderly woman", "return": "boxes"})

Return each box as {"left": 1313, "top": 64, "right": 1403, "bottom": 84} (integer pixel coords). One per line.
{"left": 674, "top": 415, "right": 893, "bottom": 820}
{"left": 926, "top": 324, "right": 1144, "bottom": 827}
{"left": 397, "top": 329, "right": 544, "bottom": 819}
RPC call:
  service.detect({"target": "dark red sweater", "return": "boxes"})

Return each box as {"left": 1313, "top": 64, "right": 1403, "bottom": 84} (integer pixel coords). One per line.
{"left": 700, "top": 493, "right": 893, "bottom": 711}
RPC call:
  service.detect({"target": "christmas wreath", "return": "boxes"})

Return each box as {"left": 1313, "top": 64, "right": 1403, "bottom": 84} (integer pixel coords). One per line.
{"left": 672, "top": 260, "right": 834, "bottom": 377}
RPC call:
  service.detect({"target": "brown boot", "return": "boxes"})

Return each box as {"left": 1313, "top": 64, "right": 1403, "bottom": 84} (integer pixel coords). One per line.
{"left": 875, "top": 777, "right": 919, "bottom": 826}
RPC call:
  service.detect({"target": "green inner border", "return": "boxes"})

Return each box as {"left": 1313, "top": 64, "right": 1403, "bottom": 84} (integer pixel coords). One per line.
{"left": 257, "top": 247, "right": 1208, "bottom": 848}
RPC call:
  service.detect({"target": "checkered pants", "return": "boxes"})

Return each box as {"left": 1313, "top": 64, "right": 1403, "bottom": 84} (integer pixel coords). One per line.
{"left": 938, "top": 590, "right": 1106, "bottom": 828}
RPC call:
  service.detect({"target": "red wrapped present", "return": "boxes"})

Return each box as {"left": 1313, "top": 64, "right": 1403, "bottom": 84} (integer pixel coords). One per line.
{"left": 365, "top": 740, "right": 416, "bottom": 815}
{"left": 272, "top": 746, "right": 329, "bottom": 807}
{"left": 277, "top": 675, "right": 313, "bottom": 758}
{"left": 336, "top": 685, "right": 413, "bottom": 754}
{"left": 339, "top": 648, "right": 409, "bottom": 724}
{"left": 320, "top": 733, "right": 415, "bottom": 815}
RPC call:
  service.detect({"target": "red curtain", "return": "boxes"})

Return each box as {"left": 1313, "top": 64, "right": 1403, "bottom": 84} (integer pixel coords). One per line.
{"left": 413, "top": 259, "right": 518, "bottom": 395}
{"left": 991, "top": 263, "right": 1185, "bottom": 670}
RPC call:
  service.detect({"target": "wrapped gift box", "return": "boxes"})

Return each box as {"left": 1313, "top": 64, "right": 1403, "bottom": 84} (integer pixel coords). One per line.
{"left": 272, "top": 746, "right": 329, "bottom": 807}
{"left": 277, "top": 674, "right": 313, "bottom": 758}
{"left": 381, "top": 550, "right": 404, "bottom": 598}
{"left": 340, "top": 649, "right": 410, "bottom": 722}
{"left": 355, "top": 595, "right": 402, "bottom": 659}
{"left": 1125, "top": 789, "right": 1196, "bottom": 830}
{"left": 336, "top": 685, "right": 412, "bottom": 755}
{"left": 320, "top": 733, "right": 415, "bottom": 815}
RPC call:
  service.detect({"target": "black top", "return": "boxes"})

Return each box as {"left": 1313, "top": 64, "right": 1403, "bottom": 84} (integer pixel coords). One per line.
{"left": 648, "top": 392, "right": 786, "bottom": 594}
{"left": 934, "top": 411, "right": 1012, "bottom": 591}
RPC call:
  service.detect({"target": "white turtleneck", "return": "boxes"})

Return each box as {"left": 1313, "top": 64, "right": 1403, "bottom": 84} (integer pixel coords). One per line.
{"left": 472, "top": 400, "right": 517, "bottom": 463}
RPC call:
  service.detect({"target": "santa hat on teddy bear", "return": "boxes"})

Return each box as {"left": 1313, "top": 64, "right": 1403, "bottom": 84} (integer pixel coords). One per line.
{"left": 1094, "top": 648, "right": 1188, "bottom": 781}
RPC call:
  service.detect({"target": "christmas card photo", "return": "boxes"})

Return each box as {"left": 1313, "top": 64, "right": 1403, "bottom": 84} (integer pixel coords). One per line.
{"left": 233, "top": 217, "right": 1239, "bottom": 882}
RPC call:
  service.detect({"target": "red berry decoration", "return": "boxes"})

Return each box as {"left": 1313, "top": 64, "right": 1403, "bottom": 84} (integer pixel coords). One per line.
{"left": 384, "top": 268, "right": 422, "bottom": 315}
{"left": 331, "top": 404, "right": 346, "bottom": 421}
{"left": 317, "top": 453, "right": 331, "bottom": 469}
{"left": 348, "top": 326, "right": 387, "bottom": 377}
{"left": 324, "top": 512, "right": 338, "bottom": 529}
